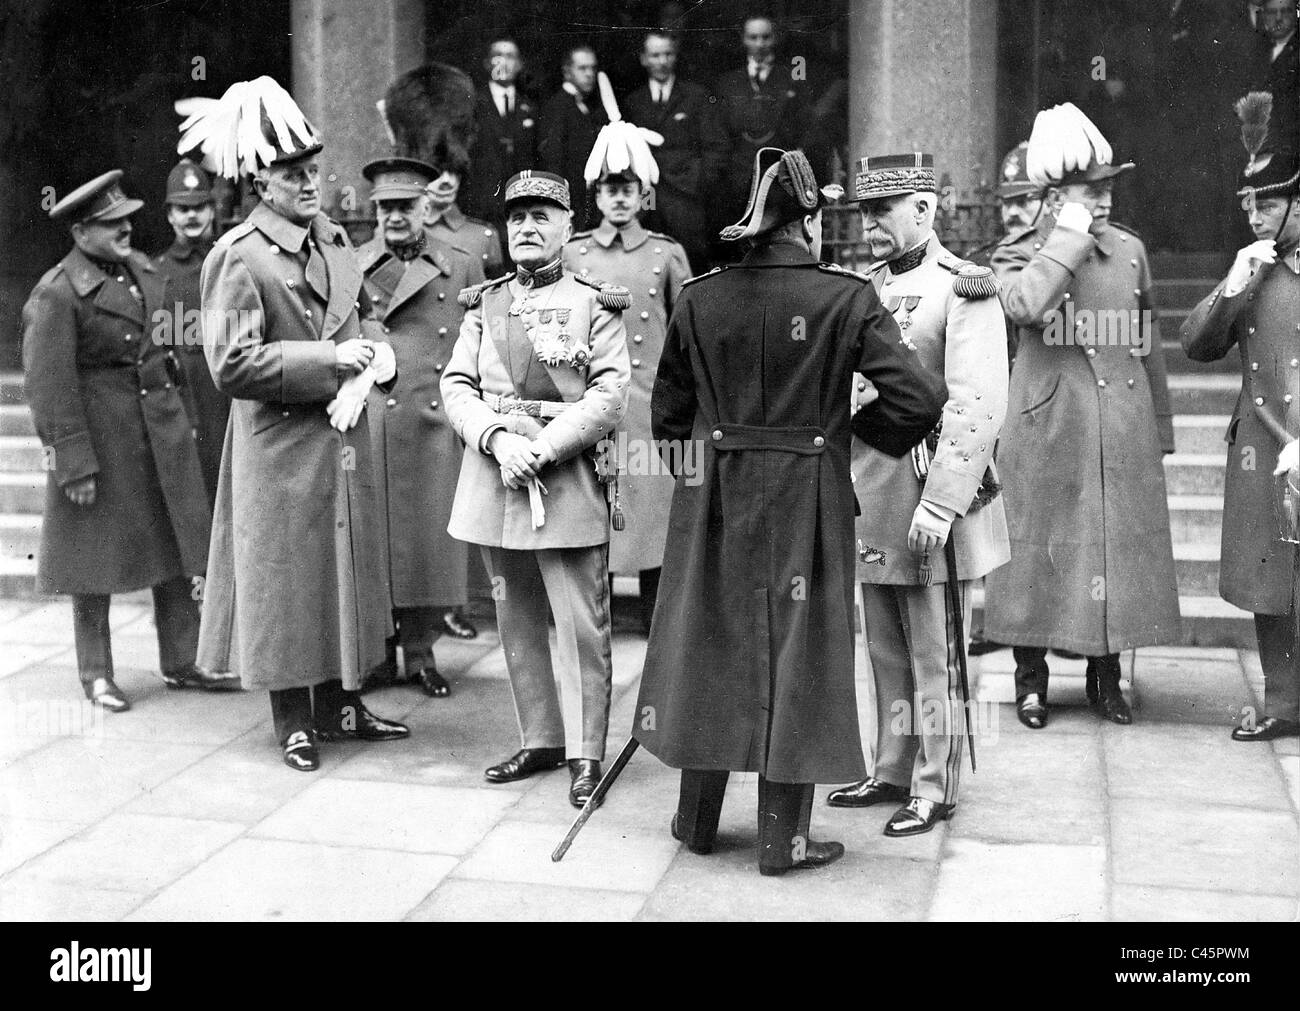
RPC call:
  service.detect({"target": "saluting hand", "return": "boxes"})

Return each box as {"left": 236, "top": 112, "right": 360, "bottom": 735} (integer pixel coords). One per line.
{"left": 1225, "top": 239, "right": 1277, "bottom": 297}
{"left": 63, "top": 475, "right": 97, "bottom": 507}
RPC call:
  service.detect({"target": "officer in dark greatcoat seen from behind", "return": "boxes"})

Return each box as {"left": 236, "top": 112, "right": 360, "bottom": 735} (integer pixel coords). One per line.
{"left": 633, "top": 148, "right": 947, "bottom": 876}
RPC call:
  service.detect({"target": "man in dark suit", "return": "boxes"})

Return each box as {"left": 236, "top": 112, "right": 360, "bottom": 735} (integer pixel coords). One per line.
{"left": 713, "top": 15, "right": 813, "bottom": 227}
{"left": 1253, "top": 0, "right": 1298, "bottom": 149}
{"left": 539, "top": 44, "right": 607, "bottom": 232}
{"left": 623, "top": 30, "right": 727, "bottom": 273}
{"left": 465, "top": 36, "right": 539, "bottom": 257}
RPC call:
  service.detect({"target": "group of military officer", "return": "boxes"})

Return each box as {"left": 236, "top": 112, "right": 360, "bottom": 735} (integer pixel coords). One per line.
{"left": 20, "top": 59, "right": 1297, "bottom": 875}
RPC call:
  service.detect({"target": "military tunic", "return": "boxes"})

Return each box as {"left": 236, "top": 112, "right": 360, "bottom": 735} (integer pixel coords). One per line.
{"left": 21, "top": 248, "right": 211, "bottom": 594}
{"left": 984, "top": 217, "right": 1181, "bottom": 653}
{"left": 358, "top": 230, "right": 484, "bottom": 608}
{"left": 1181, "top": 249, "right": 1300, "bottom": 615}
{"left": 853, "top": 235, "right": 1011, "bottom": 586}
{"left": 442, "top": 265, "right": 631, "bottom": 758}
{"left": 428, "top": 204, "right": 503, "bottom": 277}
{"left": 562, "top": 221, "right": 692, "bottom": 573}
{"left": 153, "top": 236, "right": 230, "bottom": 504}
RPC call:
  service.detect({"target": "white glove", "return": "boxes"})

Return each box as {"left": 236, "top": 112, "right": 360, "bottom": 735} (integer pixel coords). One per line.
{"left": 907, "top": 499, "right": 957, "bottom": 554}
{"left": 1056, "top": 201, "right": 1093, "bottom": 234}
{"left": 1274, "top": 439, "right": 1299, "bottom": 478}
{"left": 327, "top": 367, "right": 375, "bottom": 431}
{"left": 1224, "top": 239, "right": 1277, "bottom": 297}
{"left": 370, "top": 342, "right": 396, "bottom": 384}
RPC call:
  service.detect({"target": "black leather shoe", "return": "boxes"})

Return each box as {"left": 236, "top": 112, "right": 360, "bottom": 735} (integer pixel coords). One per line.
{"left": 282, "top": 730, "right": 319, "bottom": 772}
{"left": 759, "top": 840, "right": 846, "bottom": 876}
{"left": 359, "top": 657, "right": 401, "bottom": 694}
{"left": 441, "top": 610, "right": 478, "bottom": 639}
{"left": 826, "top": 776, "right": 910, "bottom": 808}
{"left": 883, "top": 797, "right": 955, "bottom": 837}
{"left": 1017, "top": 693, "right": 1048, "bottom": 729}
{"left": 418, "top": 665, "right": 450, "bottom": 698}
{"left": 161, "top": 665, "right": 242, "bottom": 692}
{"left": 670, "top": 814, "right": 714, "bottom": 854}
{"left": 315, "top": 706, "right": 410, "bottom": 742}
{"left": 484, "top": 747, "right": 567, "bottom": 783}
{"left": 1094, "top": 661, "right": 1132, "bottom": 725}
{"left": 568, "top": 758, "right": 602, "bottom": 808}
{"left": 1231, "top": 716, "right": 1299, "bottom": 741}
{"left": 86, "top": 677, "right": 130, "bottom": 713}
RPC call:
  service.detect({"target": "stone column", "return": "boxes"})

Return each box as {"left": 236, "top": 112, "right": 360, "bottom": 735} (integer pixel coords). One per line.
{"left": 290, "top": 0, "right": 425, "bottom": 213}
{"left": 847, "top": 0, "right": 998, "bottom": 200}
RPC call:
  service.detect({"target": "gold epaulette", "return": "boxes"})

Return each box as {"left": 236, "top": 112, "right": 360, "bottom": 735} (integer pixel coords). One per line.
{"left": 938, "top": 255, "right": 1000, "bottom": 299}
{"left": 573, "top": 272, "right": 632, "bottom": 310}
{"left": 457, "top": 273, "right": 512, "bottom": 309}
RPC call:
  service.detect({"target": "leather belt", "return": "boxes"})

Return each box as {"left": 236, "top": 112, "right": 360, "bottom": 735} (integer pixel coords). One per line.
{"left": 707, "top": 423, "right": 827, "bottom": 454}
{"left": 483, "top": 392, "right": 568, "bottom": 419}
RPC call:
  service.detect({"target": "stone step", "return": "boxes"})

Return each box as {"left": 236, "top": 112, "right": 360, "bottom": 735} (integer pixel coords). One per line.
{"left": 0, "top": 370, "right": 25, "bottom": 405}
{"left": 1150, "top": 252, "right": 1232, "bottom": 279}
{"left": 1168, "top": 493, "right": 1222, "bottom": 543}
{"left": 0, "top": 436, "right": 45, "bottom": 473}
{"left": 970, "top": 584, "right": 1254, "bottom": 648}
{"left": 1173, "top": 541, "right": 1221, "bottom": 597}
{"left": 1161, "top": 338, "right": 1237, "bottom": 374}
{"left": 1178, "top": 594, "right": 1257, "bottom": 648}
{"left": 0, "top": 513, "right": 40, "bottom": 563}
{"left": 1173, "top": 414, "right": 1230, "bottom": 454}
{"left": 0, "top": 472, "right": 45, "bottom": 513}
{"left": 0, "top": 556, "right": 39, "bottom": 599}
{"left": 1168, "top": 374, "right": 1240, "bottom": 415}
{"left": 0, "top": 404, "right": 35, "bottom": 437}
{"left": 1163, "top": 453, "right": 1225, "bottom": 495}
{"left": 1152, "top": 277, "right": 1219, "bottom": 306}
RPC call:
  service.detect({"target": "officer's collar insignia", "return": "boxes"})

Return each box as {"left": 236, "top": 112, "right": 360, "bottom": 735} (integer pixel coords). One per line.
{"left": 889, "top": 237, "right": 930, "bottom": 275}
{"left": 515, "top": 258, "right": 563, "bottom": 289}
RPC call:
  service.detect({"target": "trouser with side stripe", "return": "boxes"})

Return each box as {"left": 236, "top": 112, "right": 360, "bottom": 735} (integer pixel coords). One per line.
{"left": 861, "top": 580, "right": 970, "bottom": 806}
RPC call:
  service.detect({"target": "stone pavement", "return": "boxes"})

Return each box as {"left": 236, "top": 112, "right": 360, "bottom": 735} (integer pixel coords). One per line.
{"left": 0, "top": 595, "right": 1296, "bottom": 922}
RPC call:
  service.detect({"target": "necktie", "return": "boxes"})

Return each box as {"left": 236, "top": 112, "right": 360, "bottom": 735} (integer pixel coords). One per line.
{"left": 305, "top": 232, "right": 328, "bottom": 320}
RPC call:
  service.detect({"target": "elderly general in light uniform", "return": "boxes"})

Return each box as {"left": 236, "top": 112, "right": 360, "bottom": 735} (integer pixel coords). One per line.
{"left": 357, "top": 156, "right": 485, "bottom": 698}
{"left": 184, "top": 76, "right": 410, "bottom": 772}
{"left": 1183, "top": 93, "right": 1300, "bottom": 742}
{"left": 826, "top": 154, "right": 1010, "bottom": 837}
{"left": 442, "top": 169, "right": 631, "bottom": 808}
{"left": 983, "top": 103, "right": 1180, "bottom": 730}
{"left": 562, "top": 72, "right": 692, "bottom": 631}
{"left": 22, "top": 170, "right": 221, "bottom": 712}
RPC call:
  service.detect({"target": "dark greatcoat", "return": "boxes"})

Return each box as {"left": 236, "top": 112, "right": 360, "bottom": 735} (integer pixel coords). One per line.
{"left": 153, "top": 236, "right": 230, "bottom": 504}
{"left": 1181, "top": 254, "right": 1300, "bottom": 615}
{"left": 984, "top": 218, "right": 1182, "bottom": 653}
{"left": 358, "top": 229, "right": 484, "bottom": 608}
{"left": 633, "top": 243, "right": 948, "bottom": 784}
{"left": 21, "top": 247, "right": 210, "bottom": 594}
{"left": 196, "top": 203, "right": 394, "bottom": 691}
